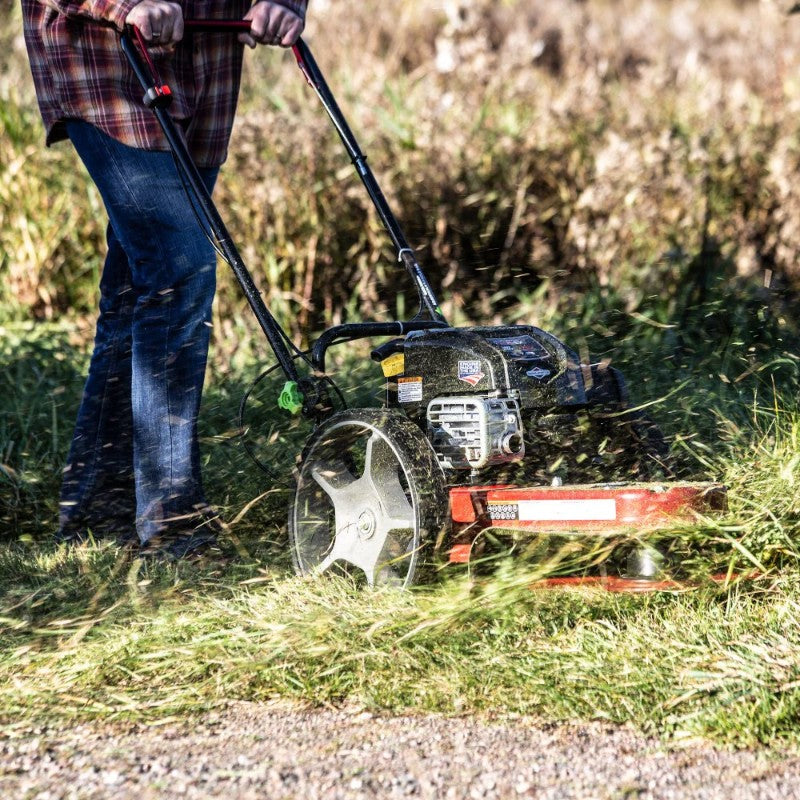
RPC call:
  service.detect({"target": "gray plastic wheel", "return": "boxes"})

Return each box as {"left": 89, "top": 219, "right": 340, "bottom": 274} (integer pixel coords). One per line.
{"left": 289, "top": 409, "right": 447, "bottom": 587}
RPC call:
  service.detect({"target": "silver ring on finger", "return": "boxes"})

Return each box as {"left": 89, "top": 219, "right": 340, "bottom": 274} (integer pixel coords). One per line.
{"left": 152, "top": 30, "right": 162, "bottom": 39}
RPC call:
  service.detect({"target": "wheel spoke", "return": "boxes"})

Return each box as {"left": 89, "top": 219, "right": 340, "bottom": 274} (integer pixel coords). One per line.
{"left": 364, "top": 434, "right": 415, "bottom": 526}
{"left": 314, "top": 551, "right": 338, "bottom": 575}
{"left": 311, "top": 460, "right": 356, "bottom": 502}
{"left": 385, "top": 511, "right": 414, "bottom": 532}
{"left": 327, "top": 523, "right": 388, "bottom": 587}
{"left": 382, "top": 489, "right": 415, "bottom": 530}
{"left": 313, "top": 528, "right": 397, "bottom": 585}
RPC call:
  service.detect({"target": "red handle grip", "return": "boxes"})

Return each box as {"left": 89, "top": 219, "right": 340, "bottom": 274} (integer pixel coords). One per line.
{"left": 184, "top": 19, "right": 252, "bottom": 33}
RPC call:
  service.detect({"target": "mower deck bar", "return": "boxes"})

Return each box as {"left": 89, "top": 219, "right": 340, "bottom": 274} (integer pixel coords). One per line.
{"left": 449, "top": 482, "right": 727, "bottom": 561}
{"left": 530, "top": 573, "right": 747, "bottom": 593}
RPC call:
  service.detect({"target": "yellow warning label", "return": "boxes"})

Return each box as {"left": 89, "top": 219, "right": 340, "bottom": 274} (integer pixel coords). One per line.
{"left": 381, "top": 352, "right": 405, "bottom": 377}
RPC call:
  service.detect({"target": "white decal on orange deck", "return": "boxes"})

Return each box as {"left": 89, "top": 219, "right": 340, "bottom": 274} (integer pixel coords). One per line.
{"left": 488, "top": 499, "right": 618, "bottom": 522}
{"left": 518, "top": 499, "right": 617, "bottom": 521}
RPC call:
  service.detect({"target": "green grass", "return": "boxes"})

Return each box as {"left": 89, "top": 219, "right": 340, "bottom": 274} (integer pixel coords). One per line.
{"left": 0, "top": 316, "right": 799, "bottom": 748}
{"left": 2, "top": 545, "right": 800, "bottom": 748}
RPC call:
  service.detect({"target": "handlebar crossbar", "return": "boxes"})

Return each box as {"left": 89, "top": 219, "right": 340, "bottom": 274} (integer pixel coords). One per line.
{"left": 183, "top": 19, "right": 252, "bottom": 33}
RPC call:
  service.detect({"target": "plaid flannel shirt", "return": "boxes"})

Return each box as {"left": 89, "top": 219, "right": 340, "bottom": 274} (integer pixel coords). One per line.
{"left": 22, "top": 0, "right": 308, "bottom": 167}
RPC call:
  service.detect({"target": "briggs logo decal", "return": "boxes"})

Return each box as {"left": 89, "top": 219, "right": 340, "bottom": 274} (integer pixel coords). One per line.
{"left": 526, "top": 366, "right": 551, "bottom": 381}
{"left": 457, "top": 360, "right": 485, "bottom": 386}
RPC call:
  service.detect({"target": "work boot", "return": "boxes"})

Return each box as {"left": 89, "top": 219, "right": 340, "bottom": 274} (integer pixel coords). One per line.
{"left": 138, "top": 509, "right": 231, "bottom": 562}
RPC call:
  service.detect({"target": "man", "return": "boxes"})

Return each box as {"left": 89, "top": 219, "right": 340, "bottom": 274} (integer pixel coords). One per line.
{"left": 21, "top": 0, "right": 307, "bottom": 557}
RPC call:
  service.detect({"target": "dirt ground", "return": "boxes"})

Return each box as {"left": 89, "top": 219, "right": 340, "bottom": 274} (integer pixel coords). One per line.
{"left": 2, "top": 703, "right": 800, "bottom": 799}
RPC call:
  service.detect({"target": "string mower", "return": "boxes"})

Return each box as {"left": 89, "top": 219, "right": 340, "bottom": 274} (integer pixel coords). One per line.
{"left": 121, "top": 23, "right": 727, "bottom": 588}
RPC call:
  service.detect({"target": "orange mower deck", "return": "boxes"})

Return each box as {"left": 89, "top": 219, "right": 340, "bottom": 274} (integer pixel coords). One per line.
{"left": 447, "top": 482, "right": 728, "bottom": 590}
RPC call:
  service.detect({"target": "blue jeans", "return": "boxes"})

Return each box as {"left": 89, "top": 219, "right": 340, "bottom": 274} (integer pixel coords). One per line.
{"left": 59, "top": 121, "right": 219, "bottom": 545}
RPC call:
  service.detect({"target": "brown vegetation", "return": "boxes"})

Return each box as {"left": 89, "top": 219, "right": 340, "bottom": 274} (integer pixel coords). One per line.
{"left": 2, "top": 0, "right": 800, "bottom": 338}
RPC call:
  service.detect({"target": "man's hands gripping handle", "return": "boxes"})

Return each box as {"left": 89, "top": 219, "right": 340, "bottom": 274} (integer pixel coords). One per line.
{"left": 239, "top": 2, "right": 304, "bottom": 48}
{"left": 124, "top": 1, "right": 304, "bottom": 47}
{"left": 125, "top": 0, "right": 183, "bottom": 45}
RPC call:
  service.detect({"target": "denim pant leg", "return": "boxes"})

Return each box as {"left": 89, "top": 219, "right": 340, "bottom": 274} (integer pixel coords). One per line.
{"left": 64, "top": 121, "right": 219, "bottom": 544}
{"left": 58, "top": 226, "right": 136, "bottom": 539}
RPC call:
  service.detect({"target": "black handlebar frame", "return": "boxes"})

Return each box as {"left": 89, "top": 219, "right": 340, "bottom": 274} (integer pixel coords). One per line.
{"left": 289, "top": 38, "right": 447, "bottom": 325}
{"left": 121, "top": 22, "right": 449, "bottom": 408}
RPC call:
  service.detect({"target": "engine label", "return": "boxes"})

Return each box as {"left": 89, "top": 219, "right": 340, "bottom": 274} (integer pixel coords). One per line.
{"left": 397, "top": 376, "right": 423, "bottom": 403}
{"left": 488, "top": 499, "right": 618, "bottom": 522}
{"left": 526, "top": 366, "right": 551, "bottom": 380}
{"left": 458, "top": 360, "right": 485, "bottom": 386}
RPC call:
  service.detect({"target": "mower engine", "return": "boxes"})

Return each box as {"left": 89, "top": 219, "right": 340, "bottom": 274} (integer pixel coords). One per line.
{"left": 376, "top": 325, "right": 660, "bottom": 482}
{"left": 426, "top": 395, "right": 524, "bottom": 470}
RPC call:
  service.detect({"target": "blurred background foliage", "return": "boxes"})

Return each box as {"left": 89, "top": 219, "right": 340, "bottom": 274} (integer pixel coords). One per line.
{"left": 3, "top": 3, "right": 800, "bottom": 743}
{"left": 2, "top": 0, "right": 799, "bottom": 335}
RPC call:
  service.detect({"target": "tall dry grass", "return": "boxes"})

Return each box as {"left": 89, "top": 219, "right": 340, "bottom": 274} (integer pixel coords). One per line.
{"left": 2, "top": 4, "right": 800, "bottom": 744}
{"left": 2, "top": 0, "right": 800, "bottom": 342}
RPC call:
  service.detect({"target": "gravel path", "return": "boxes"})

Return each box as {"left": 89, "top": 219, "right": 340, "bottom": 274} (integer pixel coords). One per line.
{"left": 2, "top": 703, "right": 799, "bottom": 799}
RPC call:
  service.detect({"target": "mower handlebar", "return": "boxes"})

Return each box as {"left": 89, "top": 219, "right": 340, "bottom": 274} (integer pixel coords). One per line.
{"left": 125, "top": 18, "right": 448, "bottom": 326}
{"left": 183, "top": 19, "right": 253, "bottom": 33}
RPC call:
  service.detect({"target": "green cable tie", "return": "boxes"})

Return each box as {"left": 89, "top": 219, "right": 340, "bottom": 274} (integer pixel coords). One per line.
{"left": 278, "top": 380, "right": 303, "bottom": 415}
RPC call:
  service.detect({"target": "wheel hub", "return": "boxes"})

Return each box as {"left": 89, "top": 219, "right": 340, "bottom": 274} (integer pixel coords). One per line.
{"left": 357, "top": 508, "right": 377, "bottom": 539}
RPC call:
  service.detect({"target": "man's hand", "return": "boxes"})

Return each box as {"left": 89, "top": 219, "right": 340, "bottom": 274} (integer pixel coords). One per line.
{"left": 125, "top": 0, "right": 184, "bottom": 45}
{"left": 239, "top": 2, "right": 305, "bottom": 49}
